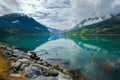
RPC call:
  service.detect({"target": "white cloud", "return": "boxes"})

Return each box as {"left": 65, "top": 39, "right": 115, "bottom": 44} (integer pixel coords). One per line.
{"left": 0, "top": 0, "right": 120, "bottom": 30}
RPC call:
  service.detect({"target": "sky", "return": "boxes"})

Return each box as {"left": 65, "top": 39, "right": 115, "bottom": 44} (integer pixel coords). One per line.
{"left": 0, "top": 0, "right": 120, "bottom": 30}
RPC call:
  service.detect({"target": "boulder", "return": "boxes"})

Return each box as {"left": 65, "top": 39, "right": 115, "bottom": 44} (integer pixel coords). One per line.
{"left": 0, "top": 45, "right": 6, "bottom": 49}
{"left": 47, "top": 70, "right": 59, "bottom": 77}
{"left": 31, "top": 76, "right": 58, "bottom": 80}
{"left": 57, "top": 72, "right": 72, "bottom": 80}
{"left": 4, "top": 50, "right": 13, "bottom": 55}
{"left": 28, "top": 51, "right": 39, "bottom": 60}
{"left": 10, "top": 74, "right": 21, "bottom": 77}
{"left": 9, "top": 57, "right": 18, "bottom": 62}
{"left": 33, "top": 64, "right": 49, "bottom": 73}
{"left": 20, "top": 63, "right": 29, "bottom": 70}
{"left": 25, "top": 65, "right": 42, "bottom": 78}
{"left": 6, "top": 47, "right": 13, "bottom": 51}
{"left": 12, "top": 61, "right": 22, "bottom": 70}
{"left": 18, "top": 59, "right": 30, "bottom": 63}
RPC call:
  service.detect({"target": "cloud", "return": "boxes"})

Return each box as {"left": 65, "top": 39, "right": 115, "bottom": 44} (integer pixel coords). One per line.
{"left": 0, "top": 0, "right": 120, "bottom": 30}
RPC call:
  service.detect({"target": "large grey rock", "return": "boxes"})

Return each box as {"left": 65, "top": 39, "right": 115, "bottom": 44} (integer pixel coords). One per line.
{"left": 6, "top": 47, "right": 13, "bottom": 51}
{"left": 10, "top": 74, "right": 21, "bottom": 77}
{"left": 13, "top": 49, "right": 26, "bottom": 57}
{"left": 9, "top": 57, "right": 18, "bottom": 62}
{"left": 0, "top": 45, "right": 6, "bottom": 49}
{"left": 18, "top": 59, "right": 30, "bottom": 63}
{"left": 4, "top": 50, "right": 13, "bottom": 55}
{"left": 12, "top": 61, "right": 22, "bottom": 69}
{"left": 34, "top": 64, "right": 59, "bottom": 76}
{"left": 27, "top": 51, "right": 40, "bottom": 60}
{"left": 25, "top": 65, "right": 42, "bottom": 78}
{"left": 57, "top": 72, "right": 72, "bottom": 80}
{"left": 31, "top": 76, "right": 58, "bottom": 80}
{"left": 34, "top": 64, "right": 49, "bottom": 72}
{"left": 20, "top": 63, "right": 29, "bottom": 70}
{"left": 47, "top": 70, "right": 59, "bottom": 77}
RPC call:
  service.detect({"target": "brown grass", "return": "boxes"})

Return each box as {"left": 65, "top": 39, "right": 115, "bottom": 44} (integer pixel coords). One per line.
{"left": 0, "top": 48, "right": 11, "bottom": 80}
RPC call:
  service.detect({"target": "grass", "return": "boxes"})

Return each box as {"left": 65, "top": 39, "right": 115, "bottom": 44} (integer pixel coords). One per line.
{"left": 0, "top": 48, "right": 11, "bottom": 80}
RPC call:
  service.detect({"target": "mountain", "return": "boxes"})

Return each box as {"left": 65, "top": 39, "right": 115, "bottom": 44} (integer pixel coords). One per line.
{"left": 0, "top": 13, "right": 50, "bottom": 34}
{"left": 66, "top": 14, "right": 120, "bottom": 35}
{"left": 47, "top": 27, "right": 65, "bottom": 34}
{"left": 67, "top": 16, "right": 109, "bottom": 33}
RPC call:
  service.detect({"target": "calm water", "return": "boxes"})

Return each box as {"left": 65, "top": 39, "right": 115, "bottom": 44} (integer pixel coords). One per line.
{"left": 0, "top": 34, "right": 120, "bottom": 80}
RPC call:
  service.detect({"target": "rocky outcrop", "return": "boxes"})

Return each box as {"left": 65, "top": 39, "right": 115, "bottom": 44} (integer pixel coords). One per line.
{"left": 0, "top": 44, "right": 73, "bottom": 80}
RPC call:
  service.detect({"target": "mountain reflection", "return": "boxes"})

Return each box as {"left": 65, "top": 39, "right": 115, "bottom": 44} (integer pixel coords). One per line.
{"left": 34, "top": 36, "right": 120, "bottom": 80}
{"left": 0, "top": 34, "right": 120, "bottom": 80}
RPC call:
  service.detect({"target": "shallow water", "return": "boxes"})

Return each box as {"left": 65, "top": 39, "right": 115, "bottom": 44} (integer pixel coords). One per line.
{"left": 0, "top": 34, "right": 120, "bottom": 80}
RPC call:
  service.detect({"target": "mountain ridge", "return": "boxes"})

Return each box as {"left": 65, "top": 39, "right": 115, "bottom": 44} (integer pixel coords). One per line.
{"left": 66, "top": 13, "right": 120, "bottom": 35}
{"left": 0, "top": 13, "right": 50, "bottom": 34}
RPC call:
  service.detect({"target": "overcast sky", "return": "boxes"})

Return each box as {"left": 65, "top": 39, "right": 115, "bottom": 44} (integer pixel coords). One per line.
{"left": 0, "top": 0, "right": 120, "bottom": 30}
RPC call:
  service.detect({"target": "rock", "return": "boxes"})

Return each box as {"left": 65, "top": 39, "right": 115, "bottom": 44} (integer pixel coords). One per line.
{"left": 20, "top": 63, "right": 29, "bottom": 70}
{"left": 6, "top": 47, "right": 13, "bottom": 51}
{"left": 53, "top": 64, "right": 59, "bottom": 68}
{"left": 47, "top": 70, "right": 59, "bottom": 77}
{"left": 102, "top": 63, "right": 116, "bottom": 71}
{"left": 33, "top": 64, "right": 49, "bottom": 73}
{"left": 34, "top": 64, "right": 59, "bottom": 77}
{"left": 9, "top": 57, "right": 18, "bottom": 62}
{"left": 10, "top": 74, "right": 21, "bottom": 77}
{"left": 4, "top": 50, "right": 13, "bottom": 55}
{"left": 35, "top": 56, "right": 40, "bottom": 60}
{"left": 9, "top": 54, "right": 18, "bottom": 58}
{"left": 57, "top": 72, "right": 72, "bottom": 80}
{"left": 12, "top": 61, "right": 22, "bottom": 70}
{"left": 0, "top": 45, "right": 6, "bottom": 49}
{"left": 28, "top": 51, "right": 36, "bottom": 56}
{"left": 27, "top": 51, "right": 40, "bottom": 60}
{"left": 28, "top": 51, "right": 40, "bottom": 60}
{"left": 13, "top": 49, "right": 26, "bottom": 56}
{"left": 15, "top": 47, "right": 28, "bottom": 53}
{"left": 31, "top": 76, "right": 58, "bottom": 80}
{"left": 18, "top": 59, "right": 30, "bottom": 63}
{"left": 25, "top": 65, "right": 42, "bottom": 78}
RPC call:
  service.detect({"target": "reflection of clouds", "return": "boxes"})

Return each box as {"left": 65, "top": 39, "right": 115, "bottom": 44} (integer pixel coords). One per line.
{"left": 34, "top": 38, "right": 120, "bottom": 80}
{"left": 34, "top": 38, "right": 81, "bottom": 60}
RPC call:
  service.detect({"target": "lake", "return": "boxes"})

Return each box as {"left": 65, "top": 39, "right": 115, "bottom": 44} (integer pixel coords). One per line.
{"left": 0, "top": 34, "right": 120, "bottom": 80}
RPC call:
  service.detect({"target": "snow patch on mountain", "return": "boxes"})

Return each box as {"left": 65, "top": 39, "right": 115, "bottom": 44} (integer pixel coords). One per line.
{"left": 12, "top": 20, "right": 19, "bottom": 24}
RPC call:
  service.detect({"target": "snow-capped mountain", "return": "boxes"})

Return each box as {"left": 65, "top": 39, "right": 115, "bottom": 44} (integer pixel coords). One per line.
{"left": 66, "top": 13, "right": 120, "bottom": 34}
{"left": 66, "top": 16, "right": 110, "bottom": 32}
{"left": 78, "top": 16, "right": 110, "bottom": 27}
{"left": 0, "top": 13, "right": 50, "bottom": 34}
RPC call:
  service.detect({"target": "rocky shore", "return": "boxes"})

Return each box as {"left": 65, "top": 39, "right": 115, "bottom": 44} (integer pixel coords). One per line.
{"left": 0, "top": 44, "right": 73, "bottom": 80}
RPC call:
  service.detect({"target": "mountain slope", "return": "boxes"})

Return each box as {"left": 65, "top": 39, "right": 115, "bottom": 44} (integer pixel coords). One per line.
{"left": 67, "top": 14, "right": 120, "bottom": 35}
{"left": 0, "top": 13, "right": 50, "bottom": 34}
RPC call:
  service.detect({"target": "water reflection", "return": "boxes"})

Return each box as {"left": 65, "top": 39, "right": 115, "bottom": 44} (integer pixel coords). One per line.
{"left": 34, "top": 36, "right": 120, "bottom": 80}
{"left": 0, "top": 34, "right": 50, "bottom": 50}
{"left": 0, "top": 34, "right": 120, "bottom": 80}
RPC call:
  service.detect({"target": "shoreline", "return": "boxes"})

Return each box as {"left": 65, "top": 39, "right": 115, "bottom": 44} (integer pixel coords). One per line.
{"left": 0, "top": 43, "right": 73, "bottom": 80}
{"left": 67, "top": 34, "right": 120, "bottom": 36}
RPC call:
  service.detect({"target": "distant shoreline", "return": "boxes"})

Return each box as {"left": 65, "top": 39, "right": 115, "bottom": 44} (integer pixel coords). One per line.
{"left": 72, "top": 34, "right": 120, "bottom": 36}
